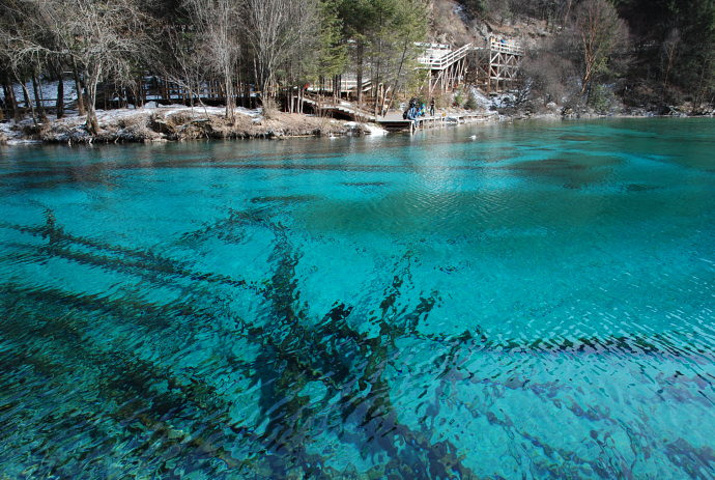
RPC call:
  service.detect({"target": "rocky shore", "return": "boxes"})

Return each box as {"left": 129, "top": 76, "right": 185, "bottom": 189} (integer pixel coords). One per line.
{"left": 2, "top": 99, "right": 713, "bottom": 147}
{"left": 0, "top": 105, "right": 377, "bottom": 146}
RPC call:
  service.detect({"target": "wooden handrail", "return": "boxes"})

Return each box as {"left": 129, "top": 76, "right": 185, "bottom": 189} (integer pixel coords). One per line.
{"left": 418, "top": 43, "right": 472, "bottom": 70}
{"left": 489, "top": 37, "right": 524, "bottom": 55}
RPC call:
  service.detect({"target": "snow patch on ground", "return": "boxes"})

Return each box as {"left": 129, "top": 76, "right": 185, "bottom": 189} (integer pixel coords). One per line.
{"left": 6, "top": 139, "right": 44, "bottom": 145}
{"left": 468, "top": 88, "right": 493, "bottom": 109}
{"left": 35, "top": 104, "right": 266, "bottom": 129}
{"left": 7, "top": 80, "right": 78, "bottom": 106}
{"left": 465, "top": 87, "right": 521, "bottom": 110}
{"left": 0, "top": 122, "right": 14, "bottom": 136}
{"left": 361, "top": 123, "right": 388, "bottom": 136}
{"left": 0, "top": 120, "right": 21, "bottom": 142}
{"left": 344, "top": 121, "right": 387, "bottom": 136}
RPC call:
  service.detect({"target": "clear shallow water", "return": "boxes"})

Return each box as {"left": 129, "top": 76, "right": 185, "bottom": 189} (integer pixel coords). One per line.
{"left": 0, "top": 118, "right": 714, "bottom": 479}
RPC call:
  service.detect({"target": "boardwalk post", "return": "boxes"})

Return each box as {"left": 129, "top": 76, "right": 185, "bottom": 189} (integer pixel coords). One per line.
{"left": 484, "top": 36, "right": 523, "bottom": 93}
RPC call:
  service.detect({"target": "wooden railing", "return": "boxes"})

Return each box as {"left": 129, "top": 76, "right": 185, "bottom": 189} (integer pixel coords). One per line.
{"left": 301, "top": 92, "right": 376, "bottom": 122}
{"left": 336, "top": 79, "right": 372, "bottom": 93}
{"left": 305, "top": 78, "right": 371, "bottom": 94}
{"left": 489, "top": 37, "right": 524, "bottom": 55}
{"left": 417, "top": 43, "right": 472, "bottom": 70}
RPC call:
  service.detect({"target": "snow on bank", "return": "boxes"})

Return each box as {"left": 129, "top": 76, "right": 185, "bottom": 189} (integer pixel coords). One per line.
{"left": 345, "top": 121, "right": 387, "bottom": 136}
{"left": 57, "top": 104, "right": 265, "bottom": 128}
{"left": 0, "top": 102, "right": 374, "bottom": 144}
{"left": 5, "top": 79, "right": 78, "bottom": 107}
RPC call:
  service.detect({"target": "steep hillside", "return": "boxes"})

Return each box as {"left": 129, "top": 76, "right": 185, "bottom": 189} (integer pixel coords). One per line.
{"left": 430, "top": 0, "right": 551, "bottom": 50}
{"left": 430, "top": 0, "right": 715, "bottom": 114}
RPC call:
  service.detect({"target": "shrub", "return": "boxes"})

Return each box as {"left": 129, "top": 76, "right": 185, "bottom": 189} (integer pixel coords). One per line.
{"left": 453, "top": 90, "right": 465, "bottom": 107}
{"left": 464, "top": 91, "right": 479, "bottom": 110}
{"left": 587, "top": 84, "right": 619, "bottom": 114}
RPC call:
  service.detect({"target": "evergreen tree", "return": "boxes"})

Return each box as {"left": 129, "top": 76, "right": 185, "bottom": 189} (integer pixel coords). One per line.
{"left": 337, "top": 0, "right": 428, "bottom": 107}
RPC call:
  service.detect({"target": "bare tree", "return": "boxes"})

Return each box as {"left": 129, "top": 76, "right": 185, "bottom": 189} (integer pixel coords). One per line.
{"left": 519, "top": 38, "right": 580, "bottom": 107}
{"left": 66, "top": 0, "right": 150, "bottom": 133}
{"left": 0, "top": 0, "right": 52, "bottom": 124}
{"left": 2, "top": 0, "right": 150, "bottom": 133}
{"left": 570, "top": 0, "right": 628, "bottom": 95}
{"left": 242, "top": 0, "right": 323, "bottom": 111}
{"left": 183, "top": 0, "right": 241, "bottom": 120}
{"left": 158, "top": 24, "right": 210, "bottom": 112}
{"left": 660, "top": 28, "right": 680, "bottom": 97}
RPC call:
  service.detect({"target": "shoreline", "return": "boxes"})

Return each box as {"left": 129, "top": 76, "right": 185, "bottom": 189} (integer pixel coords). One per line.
{"left": 0, "top": 105, "right": 378, "bottom": 147}
{"left": 1, "top": 103, "right": 712, "bottom": 147}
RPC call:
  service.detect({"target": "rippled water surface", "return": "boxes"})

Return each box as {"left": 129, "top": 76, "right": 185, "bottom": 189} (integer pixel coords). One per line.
{"left": 1, "top": 118, "right": 714, "bottom": 479}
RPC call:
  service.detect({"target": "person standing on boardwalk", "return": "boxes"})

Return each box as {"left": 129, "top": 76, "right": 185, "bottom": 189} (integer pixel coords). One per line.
{"left": 429, "top": 98, "right": 435, "bottom": 116}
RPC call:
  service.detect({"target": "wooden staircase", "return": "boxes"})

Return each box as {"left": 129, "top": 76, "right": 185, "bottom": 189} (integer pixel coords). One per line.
{"left": 417, "top": 43, "right": 472, "bottom": 93}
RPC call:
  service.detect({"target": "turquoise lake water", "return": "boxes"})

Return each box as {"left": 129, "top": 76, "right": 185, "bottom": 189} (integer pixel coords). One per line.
{"left": 0, "top": 118, "right": 714, "bottom": 479}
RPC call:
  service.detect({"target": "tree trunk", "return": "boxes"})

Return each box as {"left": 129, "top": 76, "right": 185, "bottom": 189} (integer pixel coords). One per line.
{"left": 695, "top": 57, "right": 713, "bottom": 106}
{"left": 72, "top": 62, "right": 86, "bottom": 116}
{"left": 563, "top": 0, "right": 573, "bottom": 23}
{"left": 17, "top": 75, "right": 37, "bottom": 125}
{"left": 85, "top": 66, "right": 101, "bottom": 135}
{"left": 580, "top": 40, "right": 594, "bottom": 95}
{"left": 20, "top": 81, "right": 31, "bottom": 110}
{"left": 56, "top": 77, "right": 65, "bottom": 119}
{"left": 3, "top": 82, "right": 19, "bottom": 119}
{"left": 298, "top": 86, "right": 303, "bottom": 114}
{"left": 386, "top": 41, "right": 410, "bottom": 118}
{"left": 581, "top": 59, "right": 593, "bottom": 95}
{"left": 32, "top": 75, "right": 46, "bottom": 120}
{"left": 356, "top": 41, "right": 364, "bottom": 106}
{"left": 139, "top": 75, "right": 146, "bottom": 107}
{"left": 224, "top": 68, "right": 235, "bottom": 120}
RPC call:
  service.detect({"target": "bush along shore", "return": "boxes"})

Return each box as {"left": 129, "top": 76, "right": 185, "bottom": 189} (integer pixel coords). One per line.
{"left": 0, "top": 105, "right": 376, "bottom": 146}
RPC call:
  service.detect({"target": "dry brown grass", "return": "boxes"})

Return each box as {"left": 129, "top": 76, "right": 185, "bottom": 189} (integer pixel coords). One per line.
{"left": 256, "top": 113, "right": 347, "bottom": 137}
{"left": 161, "top": 111, "right": 350, "bottom": 140}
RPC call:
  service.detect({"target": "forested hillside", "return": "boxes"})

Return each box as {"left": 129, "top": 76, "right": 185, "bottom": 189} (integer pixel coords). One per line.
{"left": 457, "top": 0, "right": 715, "bottom": 114}
{"left": 1, "top": 0, "right": 714, "bottom": 132}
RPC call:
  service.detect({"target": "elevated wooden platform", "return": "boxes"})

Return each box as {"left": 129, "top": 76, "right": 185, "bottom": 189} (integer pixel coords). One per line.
{"left": 476, "top": 37, "right": 524, "bottom": 93}
{"left": 418, "top": 43, "right": 472, "bottom": 94}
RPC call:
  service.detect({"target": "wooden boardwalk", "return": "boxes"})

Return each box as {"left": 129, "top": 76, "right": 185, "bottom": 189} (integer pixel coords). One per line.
{"left": 301, "top": 96, "right": 376, "bottom": 123}
{"left": 376, "top": 111, "right": 494, "bottom": 133}
{"left": 301, "top": 96, "right": 494, "bottom": 133}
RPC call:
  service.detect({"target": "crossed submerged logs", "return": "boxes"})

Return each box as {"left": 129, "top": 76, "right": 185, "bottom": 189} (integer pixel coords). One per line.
{"left": 2, "top": 209, "right": 475, "bottom": 478}
{"left": 1, "top": 208, "right": 712, "bottom": 478}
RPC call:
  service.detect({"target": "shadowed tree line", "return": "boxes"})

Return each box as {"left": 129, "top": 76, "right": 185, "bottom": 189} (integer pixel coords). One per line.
{"left": 1, "top": 0, "right": 714, "bottom": 131}
{"left": 0, "top": 0, "right": 429, "bottom": 131}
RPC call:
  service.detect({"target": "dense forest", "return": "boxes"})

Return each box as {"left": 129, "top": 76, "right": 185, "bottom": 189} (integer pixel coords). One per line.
{"left": 1, "top": 0, "right": 714, "bottom": 132}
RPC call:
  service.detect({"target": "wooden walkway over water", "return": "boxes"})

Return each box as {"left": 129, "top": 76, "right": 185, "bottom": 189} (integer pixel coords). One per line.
{"left": 376, "top": 111, "right": 495, "bottom": 133}
{"left": 300, "top": 94, "right": 494, "bottom": 133}
{"left": 301, "top": 93, "right": 494, "bottom": 133}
